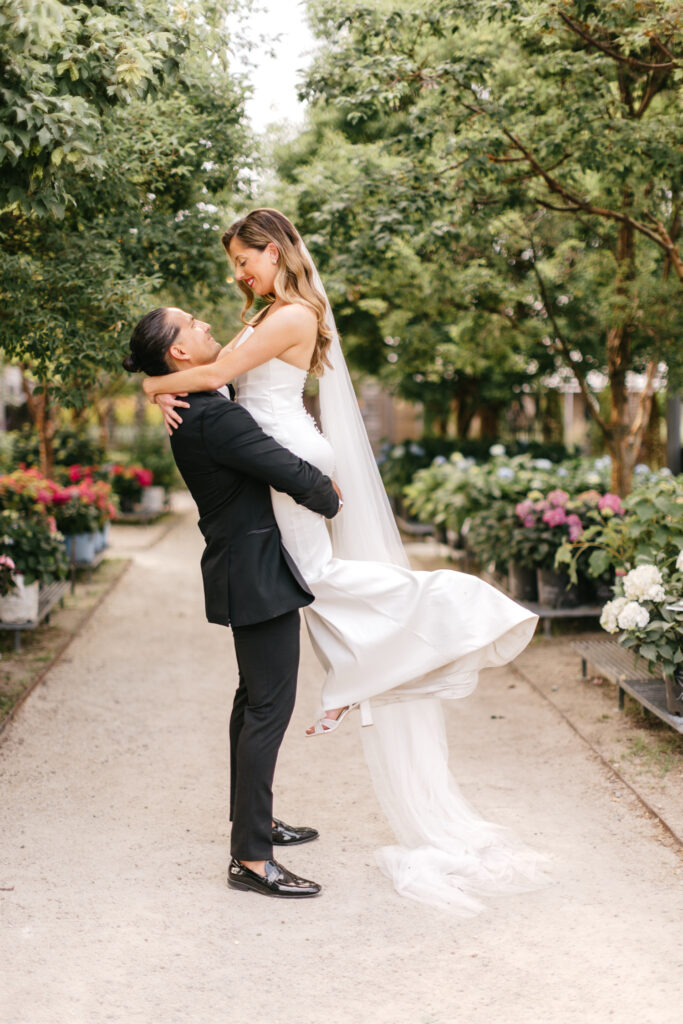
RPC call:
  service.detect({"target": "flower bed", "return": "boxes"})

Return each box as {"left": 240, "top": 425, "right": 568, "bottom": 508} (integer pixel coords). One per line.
{"left": 403, "top": 448, "right": 615, "bottom": 537}
{"left": 378, "top": 438, "right": 571, "bottom": 503}
{"left": 0, "top": 467, "right": 116, "bottom": 569}
{"left": 553, "top": 473, "right": 683, "bottom": 709}
{"left": 397, "top": 443, "right": 679, "bottom": 615}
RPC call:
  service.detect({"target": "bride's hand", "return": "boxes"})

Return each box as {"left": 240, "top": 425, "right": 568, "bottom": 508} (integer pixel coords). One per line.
{"left": 332, "top": 480, "right": 343, "bottom": 509}
{"left": 156, "top": 393, "right": 190, "bottom": 436}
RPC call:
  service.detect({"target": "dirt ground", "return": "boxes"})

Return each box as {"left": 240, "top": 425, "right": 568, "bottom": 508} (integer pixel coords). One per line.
{"left": 0, "top": 498, "right": 681, "bottom": 1024}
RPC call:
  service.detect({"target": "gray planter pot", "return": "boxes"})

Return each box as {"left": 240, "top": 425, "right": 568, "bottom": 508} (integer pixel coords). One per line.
{"left": 664, "top": 667, "right": 683, "bottom": 717}
{"left": 508, "top": 562, "right": 538, "bottom": 602}
{"left": 536, "top": 567, "right": 580, "bottom": 608}
{"left": 0, "top": 575, "right": 39, "bottom": 623}
{"left": 72, "top": 532, "right": 97, "bottom": 564}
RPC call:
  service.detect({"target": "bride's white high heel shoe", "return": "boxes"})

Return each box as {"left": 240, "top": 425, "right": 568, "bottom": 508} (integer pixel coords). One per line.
{"left": 306, "top": 703, "right": 358, "bottom": 737}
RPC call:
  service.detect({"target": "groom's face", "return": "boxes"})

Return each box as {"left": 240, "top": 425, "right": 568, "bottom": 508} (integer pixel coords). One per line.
{"left": 165, "top": 308, "right": 221, "bottom": 368}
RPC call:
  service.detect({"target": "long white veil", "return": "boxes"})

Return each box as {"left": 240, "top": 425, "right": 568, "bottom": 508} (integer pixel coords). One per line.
{"left": 300, "top": 239, "right": 548, "bottom": 913}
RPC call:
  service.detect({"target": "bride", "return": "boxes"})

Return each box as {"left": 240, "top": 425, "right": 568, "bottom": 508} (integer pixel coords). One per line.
{"left": 141, "top": 208, "right": 546, "bottom": 912}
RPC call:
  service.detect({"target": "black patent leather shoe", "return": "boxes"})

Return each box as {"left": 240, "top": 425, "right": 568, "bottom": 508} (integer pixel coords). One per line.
{"left": 272, "top": 818, "right": 319, "bottom": 846}
{"left": 227, "top": 858, "right": 321, "bottom": 898}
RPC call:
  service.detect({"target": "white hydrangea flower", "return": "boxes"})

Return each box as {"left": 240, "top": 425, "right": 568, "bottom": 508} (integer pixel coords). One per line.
{"left": 676, "top": 550, "right": 683, "bottom": 573}
{"left": 600, "top": 596, "right": 629, "bottom": 634}
{"left": 623, "top": 564, "right": 664, "bottom": 601}
{"left": 617, "top": 601, "right": 650, "bottom": 630}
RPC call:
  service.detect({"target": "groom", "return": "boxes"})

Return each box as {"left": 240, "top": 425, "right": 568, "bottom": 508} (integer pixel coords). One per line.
{"left": 123, "top": 306, "right": 341, "bottom": 899}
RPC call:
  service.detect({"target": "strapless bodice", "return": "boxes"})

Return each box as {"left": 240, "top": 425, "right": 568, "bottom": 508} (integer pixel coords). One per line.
{"left": 233, "top": 327, "right": 335, "bottom": 477}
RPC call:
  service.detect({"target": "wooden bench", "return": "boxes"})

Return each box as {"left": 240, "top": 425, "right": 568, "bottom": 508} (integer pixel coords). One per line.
{"left": 571, "top": 638, "right": 683, "bottom": 734}
{"left": 0, "top": 580, "right": 70, "bottom": 652}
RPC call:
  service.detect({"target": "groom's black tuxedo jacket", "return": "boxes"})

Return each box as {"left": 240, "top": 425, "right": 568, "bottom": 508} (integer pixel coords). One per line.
{"left": 170, "top": 389, "right": 339, "bottom": 628}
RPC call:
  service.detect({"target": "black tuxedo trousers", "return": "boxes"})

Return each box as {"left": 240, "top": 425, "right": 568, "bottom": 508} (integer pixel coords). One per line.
{"left": 229, "top": 610, "right": 300, "bottom": 860}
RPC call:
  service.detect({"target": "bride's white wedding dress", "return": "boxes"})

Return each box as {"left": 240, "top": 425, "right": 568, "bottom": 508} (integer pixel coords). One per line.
{"left": 235, "top": 331, "right": 537, "bottom": 711}
{"left": 234, "top": 328, "right": 547, "bottom": 912}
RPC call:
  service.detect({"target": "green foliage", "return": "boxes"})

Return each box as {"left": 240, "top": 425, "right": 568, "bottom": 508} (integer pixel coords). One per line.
{"left": 0, "top": 508, "right": 68, "bottom": 584}
{"left": 557, "top": 473, "right": 683, "bottom": 582}
{"left": 0, "top": 0, "right": 254, "bottom": 420}
{"left": 378, "top": 437, "right": 571, "bottom": 499}
{"left": 601, "top": 556, "right": 683, "bottom": 679}
{"left": 10, "top": 427, "right": 104, "bottom": 468}
{"left": 403, "top": 451, "right": 613, "bottom": 532}
{"left": 127, "top": 429, "right": 179, "bottom": 491}
{"left": 465, "top": 502, "right": 538, "bottom": 575}
{"left": 0, "top": 0, "right": 185, "bottom": 216}
{"left": 278, "top": 0, "right": 682, "bottom": 489}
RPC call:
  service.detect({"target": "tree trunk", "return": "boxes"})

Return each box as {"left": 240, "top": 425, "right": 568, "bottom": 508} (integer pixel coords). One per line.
{"left": 636, "top": 392, "right": 662, "bottom": 468}
{"left": 606, "top": 214, "right": 636, "bottom": 497}
{"left": 479, "top": 403, "right": 501, "bottom": 439}
{"left": 21, "top": 373, "right": 57, "bottom": 477}
{"left": 455, "top": 397, "right": 474, "bottom": 439}
{"left": 95, "top": 397, "right": 115, "bottom": 450}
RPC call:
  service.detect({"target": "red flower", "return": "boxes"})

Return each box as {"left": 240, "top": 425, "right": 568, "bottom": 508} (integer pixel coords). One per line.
{"left": 135, "top": 468, "right": 153, "bottom": 487}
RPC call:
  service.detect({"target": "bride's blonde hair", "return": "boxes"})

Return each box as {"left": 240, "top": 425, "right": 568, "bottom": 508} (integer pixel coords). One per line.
{"left": 222, "top": 208, "right": 333, "bottom": 376}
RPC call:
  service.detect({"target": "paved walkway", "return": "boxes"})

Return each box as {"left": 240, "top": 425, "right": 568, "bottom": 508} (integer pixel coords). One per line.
{"left": 1, "top": 500, "right": 681, "bottom": 1024}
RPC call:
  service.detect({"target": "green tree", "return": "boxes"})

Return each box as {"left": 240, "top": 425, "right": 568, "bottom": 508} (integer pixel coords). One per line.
{"left": 283, "top": 0, "right": 682, "bottom": 492}
{"left": 0, "top": 0, "right": 253, "bottom": 473}
{"left": 0, "top": 0, "right": 184, "bottom": 216}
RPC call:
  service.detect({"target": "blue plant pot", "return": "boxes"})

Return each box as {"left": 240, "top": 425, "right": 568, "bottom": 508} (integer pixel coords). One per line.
{"left": 72, "top": 532, "right": 97, "bottom": 565}
{"left": 63, "top": 535, "right": 73, "bottom": 559}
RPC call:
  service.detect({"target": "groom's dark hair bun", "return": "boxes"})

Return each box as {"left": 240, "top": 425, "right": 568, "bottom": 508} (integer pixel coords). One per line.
{"left": 124, "top": 307, "right": 179, "bottom": 376}
{"left": 122, "top": 351, "right": 141, "bottom": 373}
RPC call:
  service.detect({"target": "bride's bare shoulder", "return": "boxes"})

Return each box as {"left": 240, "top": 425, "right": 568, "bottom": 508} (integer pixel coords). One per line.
{"left": 269, "top": 302, "right": 317, "bottom": 333}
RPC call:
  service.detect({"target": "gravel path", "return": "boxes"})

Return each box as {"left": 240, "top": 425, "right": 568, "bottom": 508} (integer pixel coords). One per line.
{"left": 1, "top": 499, "right": 681, "bottom": 1024}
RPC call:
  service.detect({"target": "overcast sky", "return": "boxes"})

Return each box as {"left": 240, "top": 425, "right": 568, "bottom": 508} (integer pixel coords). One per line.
{"left": 232, "top": 0, "right": 317, "bottom": 128}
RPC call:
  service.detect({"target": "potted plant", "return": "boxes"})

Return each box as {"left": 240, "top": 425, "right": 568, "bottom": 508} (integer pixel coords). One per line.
{"left": 600, "top": 554, "right": 683, "bottom": 715}
{"left": 513, "top": 489, "right": 584, "bottom": 607}
{"left": 0, "top": 553, "right": 26, "bottom": 622}
{"left": 53, "top": 484, "right": 102, "bottom": 563}
{"left": 465, "top": 501, "right": 539, "bottom": 599}
{"left": 0, "top": 510, "right": 68, "bottom": 622}
{"left": 90, "top": 480, "right": 116, "bottom": 551}
{"left": 556, "top": 473, "right": 683, "bottom": 593}
{"left": 129, "top": 431, "right": 180, "bottom": 513}
{"left": 108, "top": 464, "right": 153, "bottom": 513}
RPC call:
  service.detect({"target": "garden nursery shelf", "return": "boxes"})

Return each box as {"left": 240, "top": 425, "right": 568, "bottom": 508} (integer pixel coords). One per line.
{"left": 483, "top": 573, "right": 603, "bottom": 637}
{"left": 0, "top": 581, "right": 69, "bottom": 652}
{"left": 571, "top": 639, "right": 683, "bottom": 734}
